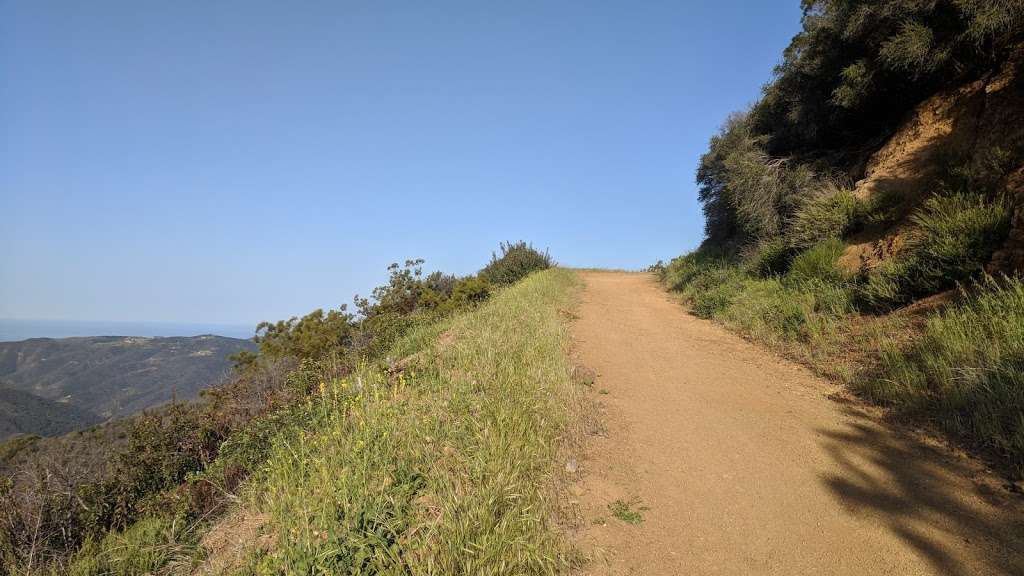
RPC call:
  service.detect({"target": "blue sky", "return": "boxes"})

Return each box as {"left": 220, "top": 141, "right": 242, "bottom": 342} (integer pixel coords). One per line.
{"left": 1, "top": 1, "right": 801, "bottom": 327}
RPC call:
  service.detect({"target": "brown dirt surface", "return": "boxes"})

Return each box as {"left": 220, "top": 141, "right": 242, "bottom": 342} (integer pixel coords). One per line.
{"left": 195, "top": 507, "right": 271, "bottom": 575}
{"left": 569, "top": 271, "right": 1024, "bottom": 576}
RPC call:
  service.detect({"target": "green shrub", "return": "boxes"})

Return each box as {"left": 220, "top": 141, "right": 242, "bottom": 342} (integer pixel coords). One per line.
{"left": 664, "top": 243, "right": 853, "bottom": 343}
{"left": 253, "top": 307, "right": 356, "bottom": 362}
{"left": 802, "top": 278, "right": 856, "bottom": 318}
{"left": 449, "top": 276, "right": 491, "bottom": 306}
{"left": 745, "top": 237, "right": 793, "bottom": 278}
{"left": 717, "top": 277, "right": 810, "bottom": 341}
{"left": 661, "top": 244, "right": 736, "bottom": 291}
{"left": 786, "top": 187, "right": 860, "bottom": 249}
{"left": 859, "top": 193, "right": 1011, "bottom": 309}
{"left": 941, "top": 146, "right": 1016, "bottom": 197}
{"left": 869, "top": 276, "right": 1024, "bottom": 475}
{"left": 831, "top": 60, "right": 874, "bottom": 108}
{"left": 478, "top": 241, "right": 553, "bottom": 286}
{"left": 879, "top": 21, "right": 945, "bottom": 73}
{"left": 685, "top": 266, "right": 746, "bottom": 319}
{"left": 909, "top": 193, "right": 1012, "bottom": 289}
{"left": 786, "top": 239, "right": 849, "bottom": 287}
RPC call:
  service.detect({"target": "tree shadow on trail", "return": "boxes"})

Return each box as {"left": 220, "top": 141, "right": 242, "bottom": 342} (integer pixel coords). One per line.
{"left": 817, "top": 403, "right": 1024, "bottom": 576}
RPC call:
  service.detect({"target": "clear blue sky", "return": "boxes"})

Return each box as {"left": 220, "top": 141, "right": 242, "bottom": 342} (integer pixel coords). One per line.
{"left": 1, "top": 1, "right": 801, "bottom": 327}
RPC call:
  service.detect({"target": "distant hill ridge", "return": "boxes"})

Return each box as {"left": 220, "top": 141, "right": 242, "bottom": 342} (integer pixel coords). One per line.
{"left": 0, "top": 334, "right": 256, "bottom": 440}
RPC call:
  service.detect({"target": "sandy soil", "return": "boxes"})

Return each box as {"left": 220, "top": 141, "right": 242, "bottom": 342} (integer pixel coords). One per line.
{"left": 569, "top": 271, "right": 1024, "bottom": 576}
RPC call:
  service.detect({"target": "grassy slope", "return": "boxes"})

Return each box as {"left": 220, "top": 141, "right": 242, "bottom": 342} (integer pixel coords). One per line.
{"left": 64, "top": 268, "right": 583, "bottom": 575}
{"left": 245, "top": 266, "right": 585, "bottom": 569}
{"left": 245, "top": 267, "right": 582, "bottom": 574}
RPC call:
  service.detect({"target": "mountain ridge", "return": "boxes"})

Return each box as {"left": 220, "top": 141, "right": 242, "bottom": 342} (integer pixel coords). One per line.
{"left": 0, "top": 334, "right": 256, "bottom": 440}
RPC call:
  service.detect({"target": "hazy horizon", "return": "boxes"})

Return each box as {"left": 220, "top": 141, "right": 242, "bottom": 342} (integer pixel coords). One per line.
{"left": 0, "top": 317, "right": 255, "bottom": 342}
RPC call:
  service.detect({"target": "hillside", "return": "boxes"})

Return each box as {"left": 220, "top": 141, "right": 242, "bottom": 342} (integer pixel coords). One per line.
{"left": 0, "top": 335, "right": 255, "bottom": 439}
{"left": 0, "top": 244, "right": 564, "bottom": 574}
{"left": 0, "top": 387, "right": 103, "bottom": 439}
{"left": 661, "top": 3, "right": 1024, "bottom": 477}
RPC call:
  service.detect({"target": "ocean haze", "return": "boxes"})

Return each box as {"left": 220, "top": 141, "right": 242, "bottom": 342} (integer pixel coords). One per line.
{"left": 0, "top": 318, "right": 255, "bottom": 342}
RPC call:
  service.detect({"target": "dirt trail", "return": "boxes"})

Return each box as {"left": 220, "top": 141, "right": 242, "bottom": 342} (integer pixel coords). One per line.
{"left": 570, "top": 271, "right": 1024, "bottom": 576}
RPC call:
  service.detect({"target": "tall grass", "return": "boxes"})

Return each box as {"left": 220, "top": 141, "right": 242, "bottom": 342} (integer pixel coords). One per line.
{"left": 859, "top": 193, "right": 1011, "bottom": 309}
{"left": 869, "top": 277, "right": 1024, "bottom": 474}
{"left": 243, "top": 269, "right": 582, "bottom": 574}
{"left": 665, "top": 242, "right": 854, "bottom": 347}
{"left": 785, "top": 186, "right": 860, "bottom": 249}
{"left": 64, "top": 517, "right": 198, "bottom": 576}
{"left": 785, "top": 238, "right": 849, "bottom": 286}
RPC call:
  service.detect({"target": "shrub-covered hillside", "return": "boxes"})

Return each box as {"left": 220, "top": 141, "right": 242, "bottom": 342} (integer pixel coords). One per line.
{"left": 661, "top": 1, "right": 1024, "bottom": 477}
{"left": 1, "top": 243, "right": 570, "bottom": 575}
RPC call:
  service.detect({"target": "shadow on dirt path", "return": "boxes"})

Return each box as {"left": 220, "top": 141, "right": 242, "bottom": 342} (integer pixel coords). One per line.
{"left": 819, "top": 404, "right": 1024, "bottom": 576}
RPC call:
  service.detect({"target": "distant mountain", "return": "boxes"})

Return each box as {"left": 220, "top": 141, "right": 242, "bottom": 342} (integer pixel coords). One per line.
{"left": 0, "top": 335, "right": 256, "bottom": 440}
{"left": 0, "top": 386, "right": 104, "bottom": 439}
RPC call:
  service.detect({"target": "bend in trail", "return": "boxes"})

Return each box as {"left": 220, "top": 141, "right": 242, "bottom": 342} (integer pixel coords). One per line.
{"left": 569, "top": 271, "right": 1024, "bottom": 576}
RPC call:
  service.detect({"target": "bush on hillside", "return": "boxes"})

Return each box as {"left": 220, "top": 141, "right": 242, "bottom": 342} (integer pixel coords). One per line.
{"left": 478, "top": 241, "right": 553, "bottom": 286}
{"left": 697, "top": 114, "right": 825, "bottom": 243}
{"left": 859, "top": 193, "right": 1011, "bottom": 309}
{"left": 907, "top": 193, "right": 1011, "bottom": 290}
{"left": 660, "top": 244, "right": 735, "bottom": 291}
{"left": 785, "top": 186, "right": 860, "bottom": 250}
{"left": 785, "top": 239, "right": 849, "bottom": 287}
{"left": 683, "top": 265, "right": 747, "bottom": 319}
{"left": 752, "top": 0, "right": 1024, "bottom": 153}
{"left": 661, "top": 248, "right": 854, "bottom": 346}
{"left": 745, "top": 237, "right": 793, "bottom": 278}
{"left": 252, "top": 307, "right": 356, "bottom": 363}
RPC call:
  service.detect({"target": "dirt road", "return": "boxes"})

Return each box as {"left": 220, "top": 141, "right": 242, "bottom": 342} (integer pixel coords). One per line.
{"left": 570, "top": 271, "right": 1024, "bottom": 576}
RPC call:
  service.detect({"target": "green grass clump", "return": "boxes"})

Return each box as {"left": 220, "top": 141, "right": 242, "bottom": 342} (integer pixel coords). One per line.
{"left": 717, "top": 276, "right": 853, "bottom": 346}
{"left": 243, "top": 269, "right": 581, "bottom": 574}
{"left": 607, "top": 499, "right": 646, "bottom": 525}
{"left": 869, "top": 276, "right": 1024, "bottom": 475}
{"left": 662, "top": 244, "right": 854, "bottom": 348}
{"left": 660, "top": 244, "right": 736, "bottom": 291}
{"left": 745, "top": 237, "right": 793, "bottom": 278}
{"left": 860, "top": 193, "right": 1011, "bottom": 309}
{"left": 785, "top": 187, "right": 860, "bottom": 249}
{"left": 65, "top": 516, "right": 198, "bottom": 576}
{"left": 785, "top": 238, "right": 849, "bottom": 287}
{"left": 717, "top": 277, "right": 810, "bottom": 341}
{"left": 906, "top": 193, "right": 1011, "bottom": 293}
